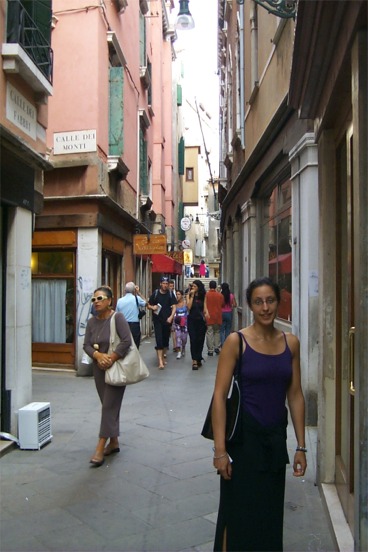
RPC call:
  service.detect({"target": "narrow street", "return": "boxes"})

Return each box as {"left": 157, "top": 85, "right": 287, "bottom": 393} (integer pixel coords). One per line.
{"left": 0, "top": 339, "right": 336, "bottom": 552}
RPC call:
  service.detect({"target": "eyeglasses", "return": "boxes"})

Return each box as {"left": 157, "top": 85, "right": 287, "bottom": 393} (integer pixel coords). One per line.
{"left": 91, "top": 295, "right": 108, "bottom": 303}
{"left": 252, "top": 297, "right": 277, "bottom": 306}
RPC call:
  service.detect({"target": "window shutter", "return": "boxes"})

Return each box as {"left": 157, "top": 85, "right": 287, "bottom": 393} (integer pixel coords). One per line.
{"left": 109, "top": 66, "right": 124, "bottom": 156}
{"left": 178, "top": 137, "right": 185, "bottom": 175}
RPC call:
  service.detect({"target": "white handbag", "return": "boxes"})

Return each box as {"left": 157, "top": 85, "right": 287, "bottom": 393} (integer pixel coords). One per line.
{"left": 105, "top": 313, "right": 150, "bottom": 386}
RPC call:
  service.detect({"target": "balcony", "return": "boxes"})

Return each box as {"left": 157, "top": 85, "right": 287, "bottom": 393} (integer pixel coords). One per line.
{"left": 2, "top": 0, "right": 53, "bottom": 97}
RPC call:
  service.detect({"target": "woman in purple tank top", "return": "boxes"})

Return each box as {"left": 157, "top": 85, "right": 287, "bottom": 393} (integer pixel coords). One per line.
{"left": 210, "top": 277, "right": 307, "bottom": 551}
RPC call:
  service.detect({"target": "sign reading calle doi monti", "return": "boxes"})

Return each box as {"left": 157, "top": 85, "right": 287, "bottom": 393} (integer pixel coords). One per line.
{"left": 133, "top": 234, "right": 167, "bottom": 255}
{"left": 53, "top": 129, "right": 97, "bottom": 155}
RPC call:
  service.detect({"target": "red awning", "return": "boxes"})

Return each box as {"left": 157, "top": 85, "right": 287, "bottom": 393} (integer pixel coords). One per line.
{"left": 268, "top": 252, "right": 291, "bottom": 276}
{"left": 151, "top": 254, "right": 183, "bottom": 275}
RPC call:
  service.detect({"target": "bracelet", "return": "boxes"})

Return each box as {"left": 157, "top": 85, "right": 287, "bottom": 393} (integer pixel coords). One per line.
{"left": 296, "top": 446, "right": 307, "bottom": 452}
{"left": 213, "top": 452, "right": 228, "bottom": 460}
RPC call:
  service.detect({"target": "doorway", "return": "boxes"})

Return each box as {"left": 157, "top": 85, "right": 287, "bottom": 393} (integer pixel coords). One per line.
{"left": 335, "top": 125, "right": 355, "bottom": 532}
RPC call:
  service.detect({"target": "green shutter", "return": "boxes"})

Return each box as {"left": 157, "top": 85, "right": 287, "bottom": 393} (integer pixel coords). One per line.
{"left": 139, "top": 129, "right": 148, "bottom": 195}
{"left": 177, "top": 84, "right": 182, "bottom": 106}
{"left": 109, "top": 66, "right": 124, "bottom": 156}
{"left": 178, "top": 137, "right": 185, "bottom": 175}
{"left": 139, "top": 12, "right": 146, "bottom": 67}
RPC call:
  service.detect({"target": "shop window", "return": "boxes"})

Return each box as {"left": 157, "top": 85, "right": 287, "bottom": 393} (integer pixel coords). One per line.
{"left": 31, "top": 251, "right": 75, "bottom": 343}
{"left": 265, "top": 180, "right": 292, "bottom": 321}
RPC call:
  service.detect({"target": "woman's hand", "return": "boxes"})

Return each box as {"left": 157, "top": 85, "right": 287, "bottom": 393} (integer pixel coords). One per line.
{"left": 213, "top": 453, "right": 232, "bottom": 480}
{"left": 95, "top": 352, "right": 113, "bottom": 371}
{"left": 293, "top": 451, "right": 307, "bottom": 476}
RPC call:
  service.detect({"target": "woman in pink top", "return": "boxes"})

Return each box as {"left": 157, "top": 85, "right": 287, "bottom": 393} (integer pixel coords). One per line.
{"left": 220, "top": 282, "right": 237, "bottom": 346}
{"left": 199, "top": 259, "right": 206, "bottom": 278}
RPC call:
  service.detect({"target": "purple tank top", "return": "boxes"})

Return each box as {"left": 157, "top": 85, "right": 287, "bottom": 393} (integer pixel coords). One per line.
{"left": 239, "top": 332, "right": 292, "bottom": 427}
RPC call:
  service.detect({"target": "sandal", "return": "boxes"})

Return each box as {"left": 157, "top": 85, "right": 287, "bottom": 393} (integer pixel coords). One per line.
{"left": 104, "top": 444, "right": 120, "bottom": 456}
{"left": 90, "top": 451, "right": 105, "bottom": 467}
{"left": 192, "top": 361, "right": 198, "bottom": 370}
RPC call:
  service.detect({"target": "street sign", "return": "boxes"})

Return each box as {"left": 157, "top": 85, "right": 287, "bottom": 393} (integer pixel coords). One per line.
{"left": 133, "top": 234, "right": 167, "bottom": 255}
{"left": 180, "top": 217, "right": 192, "bottom": 231}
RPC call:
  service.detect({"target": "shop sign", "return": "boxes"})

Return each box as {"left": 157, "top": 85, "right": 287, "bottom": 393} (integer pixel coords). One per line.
{"left": 167, "top": 251, "right": 184, "bottom": 264}
{"left": 53, "top": 129, "right": 97, "bottom": 154}
{"left": 183, "top": 249, "right": 193, "bottom": 264}
{"left": 6, "top": 83, "right": 36, "bottom": 140}
{"left": 133, "top": 234, "right": 167, "bottom": 254}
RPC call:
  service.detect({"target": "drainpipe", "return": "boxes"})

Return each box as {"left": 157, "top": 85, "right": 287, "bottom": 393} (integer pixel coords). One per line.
{"left": 136, "top": 111, "right": 140, "bottom": 221}
{"left": 239, "top": 3, "right": 245, "bottom": 146}
{"left": 250, "top": 1, "right": 258, "bottom": 88}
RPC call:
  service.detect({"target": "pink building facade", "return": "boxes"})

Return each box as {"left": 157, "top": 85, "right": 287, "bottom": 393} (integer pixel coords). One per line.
{"left": 31, "top": 0, "right": 180, "bottom": 369}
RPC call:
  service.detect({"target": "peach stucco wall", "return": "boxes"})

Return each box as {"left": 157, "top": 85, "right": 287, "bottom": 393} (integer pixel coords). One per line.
{"left": 47, "top": 0, "right": 174, "bottom": 216}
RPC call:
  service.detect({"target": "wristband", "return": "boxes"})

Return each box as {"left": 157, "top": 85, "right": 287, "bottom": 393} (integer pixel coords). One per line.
{"left": 296, "top": 446, "right": 307, "bottom": 453}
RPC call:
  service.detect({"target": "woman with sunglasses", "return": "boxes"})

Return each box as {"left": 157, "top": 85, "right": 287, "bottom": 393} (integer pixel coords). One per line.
{"left": 211, "top": 277, "right": 306, "bottom": 550}
{"left": 83, "top": 286, "right": 131, "bottom": 467}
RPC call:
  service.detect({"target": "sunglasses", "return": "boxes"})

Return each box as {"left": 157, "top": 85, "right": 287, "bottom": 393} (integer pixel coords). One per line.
{"left": 91, "top": 295, "right": 108, "bottom": 303}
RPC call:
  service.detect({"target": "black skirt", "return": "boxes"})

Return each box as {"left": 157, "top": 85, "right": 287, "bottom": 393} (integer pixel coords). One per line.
{"left": 214, "top": 409, "right": 289, "bottom": 552}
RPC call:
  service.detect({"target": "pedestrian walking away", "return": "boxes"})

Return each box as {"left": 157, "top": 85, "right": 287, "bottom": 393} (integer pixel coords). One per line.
{"left": 169, "top": 279, "right": 178, "bottom": 352}
{"left": 83, "top": 286, "right": 131, "bottom": 467}
{"left": 204, "top": 280, "right": 224, "bottom": 356}
{"left": 173, "top": 289, "right": 188, "bottom": 359}
{"left": 186, "top": 279, "right": 208, "bottom": 370}
{"left": 148, "top": 276, "right": 177, "bottom": 369}
{"left": 210, "top": 276, "right": 307, "bottom": 551}
{"left": 199, "top": 259, "right": 206, "bottom": 278}
{"left": 116, "top": 281, "right": 147, "bottom": 348}
{"left": 220, "top": 282, "right": 237, "bottom": 346}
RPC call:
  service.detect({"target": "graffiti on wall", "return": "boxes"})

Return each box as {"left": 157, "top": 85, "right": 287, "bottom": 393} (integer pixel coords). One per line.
{"left": 77, "top": 276, "right": 94, "bottom": 337}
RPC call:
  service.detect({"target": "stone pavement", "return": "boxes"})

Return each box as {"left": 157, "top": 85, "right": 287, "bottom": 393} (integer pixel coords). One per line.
{"left": 0, "top": 339, "right": 338, "bottom": 552}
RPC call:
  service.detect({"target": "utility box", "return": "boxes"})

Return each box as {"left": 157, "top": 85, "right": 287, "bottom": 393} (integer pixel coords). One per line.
{"left": 18, "top": 402, "right": 52, "bottom": 450}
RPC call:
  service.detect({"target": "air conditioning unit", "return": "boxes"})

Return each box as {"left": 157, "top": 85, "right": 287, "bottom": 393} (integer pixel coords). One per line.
{"left": 18, "top": 402, "right": 52, "bottom": 450}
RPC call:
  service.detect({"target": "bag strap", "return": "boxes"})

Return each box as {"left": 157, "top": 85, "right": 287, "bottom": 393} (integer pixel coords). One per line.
{"left": 135, "top": 295, "right": 139, "bottom": 311}
{"left": 233, "top": 331, "right": 243, "bottom": 381}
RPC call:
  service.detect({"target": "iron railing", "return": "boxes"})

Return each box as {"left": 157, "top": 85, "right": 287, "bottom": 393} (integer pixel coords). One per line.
{"left": 7, "top": 0, "right": 53, "bottom": 83}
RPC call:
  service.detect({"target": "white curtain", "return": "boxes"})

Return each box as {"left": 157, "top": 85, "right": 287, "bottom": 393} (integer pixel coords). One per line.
{"left": 32, "top": 279, "right": 67, "bottom": 343}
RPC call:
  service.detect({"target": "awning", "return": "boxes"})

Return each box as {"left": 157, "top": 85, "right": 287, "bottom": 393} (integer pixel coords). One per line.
{"left": 268, "top": 252, "right": 291, "bottom": 276}
{"left": 151, "top": 254, "right": 183, "bottom": 275}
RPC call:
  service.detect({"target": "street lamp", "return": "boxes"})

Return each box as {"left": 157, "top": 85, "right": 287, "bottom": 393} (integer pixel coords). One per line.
{"left": 176, "top": 0, "right": 195, "bottom": 30}
{"left": 236, "top": 0, "right": 296, "bottom": 19}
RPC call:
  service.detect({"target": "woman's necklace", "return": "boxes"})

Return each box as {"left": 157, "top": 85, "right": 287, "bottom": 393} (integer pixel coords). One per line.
{"left": 93, "top": 313, "right": 112, "bottom": 351}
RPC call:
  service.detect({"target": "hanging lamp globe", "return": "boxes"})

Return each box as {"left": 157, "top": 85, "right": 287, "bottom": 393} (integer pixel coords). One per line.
{"left": 176, "top": 0, "right": 195, "bottom": 30}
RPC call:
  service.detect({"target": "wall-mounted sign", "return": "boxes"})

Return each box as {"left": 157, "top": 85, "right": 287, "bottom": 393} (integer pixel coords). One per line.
{"left": 167, "top": 251, "right": 184, "bottom": 264}
{"left": 180, "top": 217, "right": 192, "bottom": 231}
{"left": 133, "top": 234, "right": 167, "bottom": 255}
{"left": 183, "top": 250, "right": 193, "bottom": 265}
{"left": 182, "top": 239, "right": 191, "bottom": 249}
{"left": 6, "top": 83, "right": 37, "bottom": 140}
{"left": 53, "top": 129, "right": 97, "bottom": 155}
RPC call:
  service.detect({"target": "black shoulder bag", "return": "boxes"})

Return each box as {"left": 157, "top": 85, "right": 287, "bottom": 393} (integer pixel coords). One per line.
{"left": 201, "top": 332, "right": 243, "bottom": 443}
{"left": 135, "top": 295, "right": 146, "bottom": 319}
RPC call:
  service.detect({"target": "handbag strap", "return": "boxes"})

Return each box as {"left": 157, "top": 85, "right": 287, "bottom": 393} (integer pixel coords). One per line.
{"left": 233, "top": 331, "right": 243, "bottom": 382}
{"left": 135, "top": 295, "right": 140, "bottom": 311}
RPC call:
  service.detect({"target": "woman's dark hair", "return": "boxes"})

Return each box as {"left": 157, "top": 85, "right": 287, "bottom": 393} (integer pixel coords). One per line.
{"left": 94, "top": 285, "right": 113, "bottom": 306}
{"left": 192, "top": 279, "right": 206, "bottom": 301}
{"left": 176, "top": 289, "right": 184, "bottom": 296}
{"left": 221, "top": 282, "right": 231, "bottom": 307}
{"left": 246, "top": 277, "right": 280, "bottom": 307}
